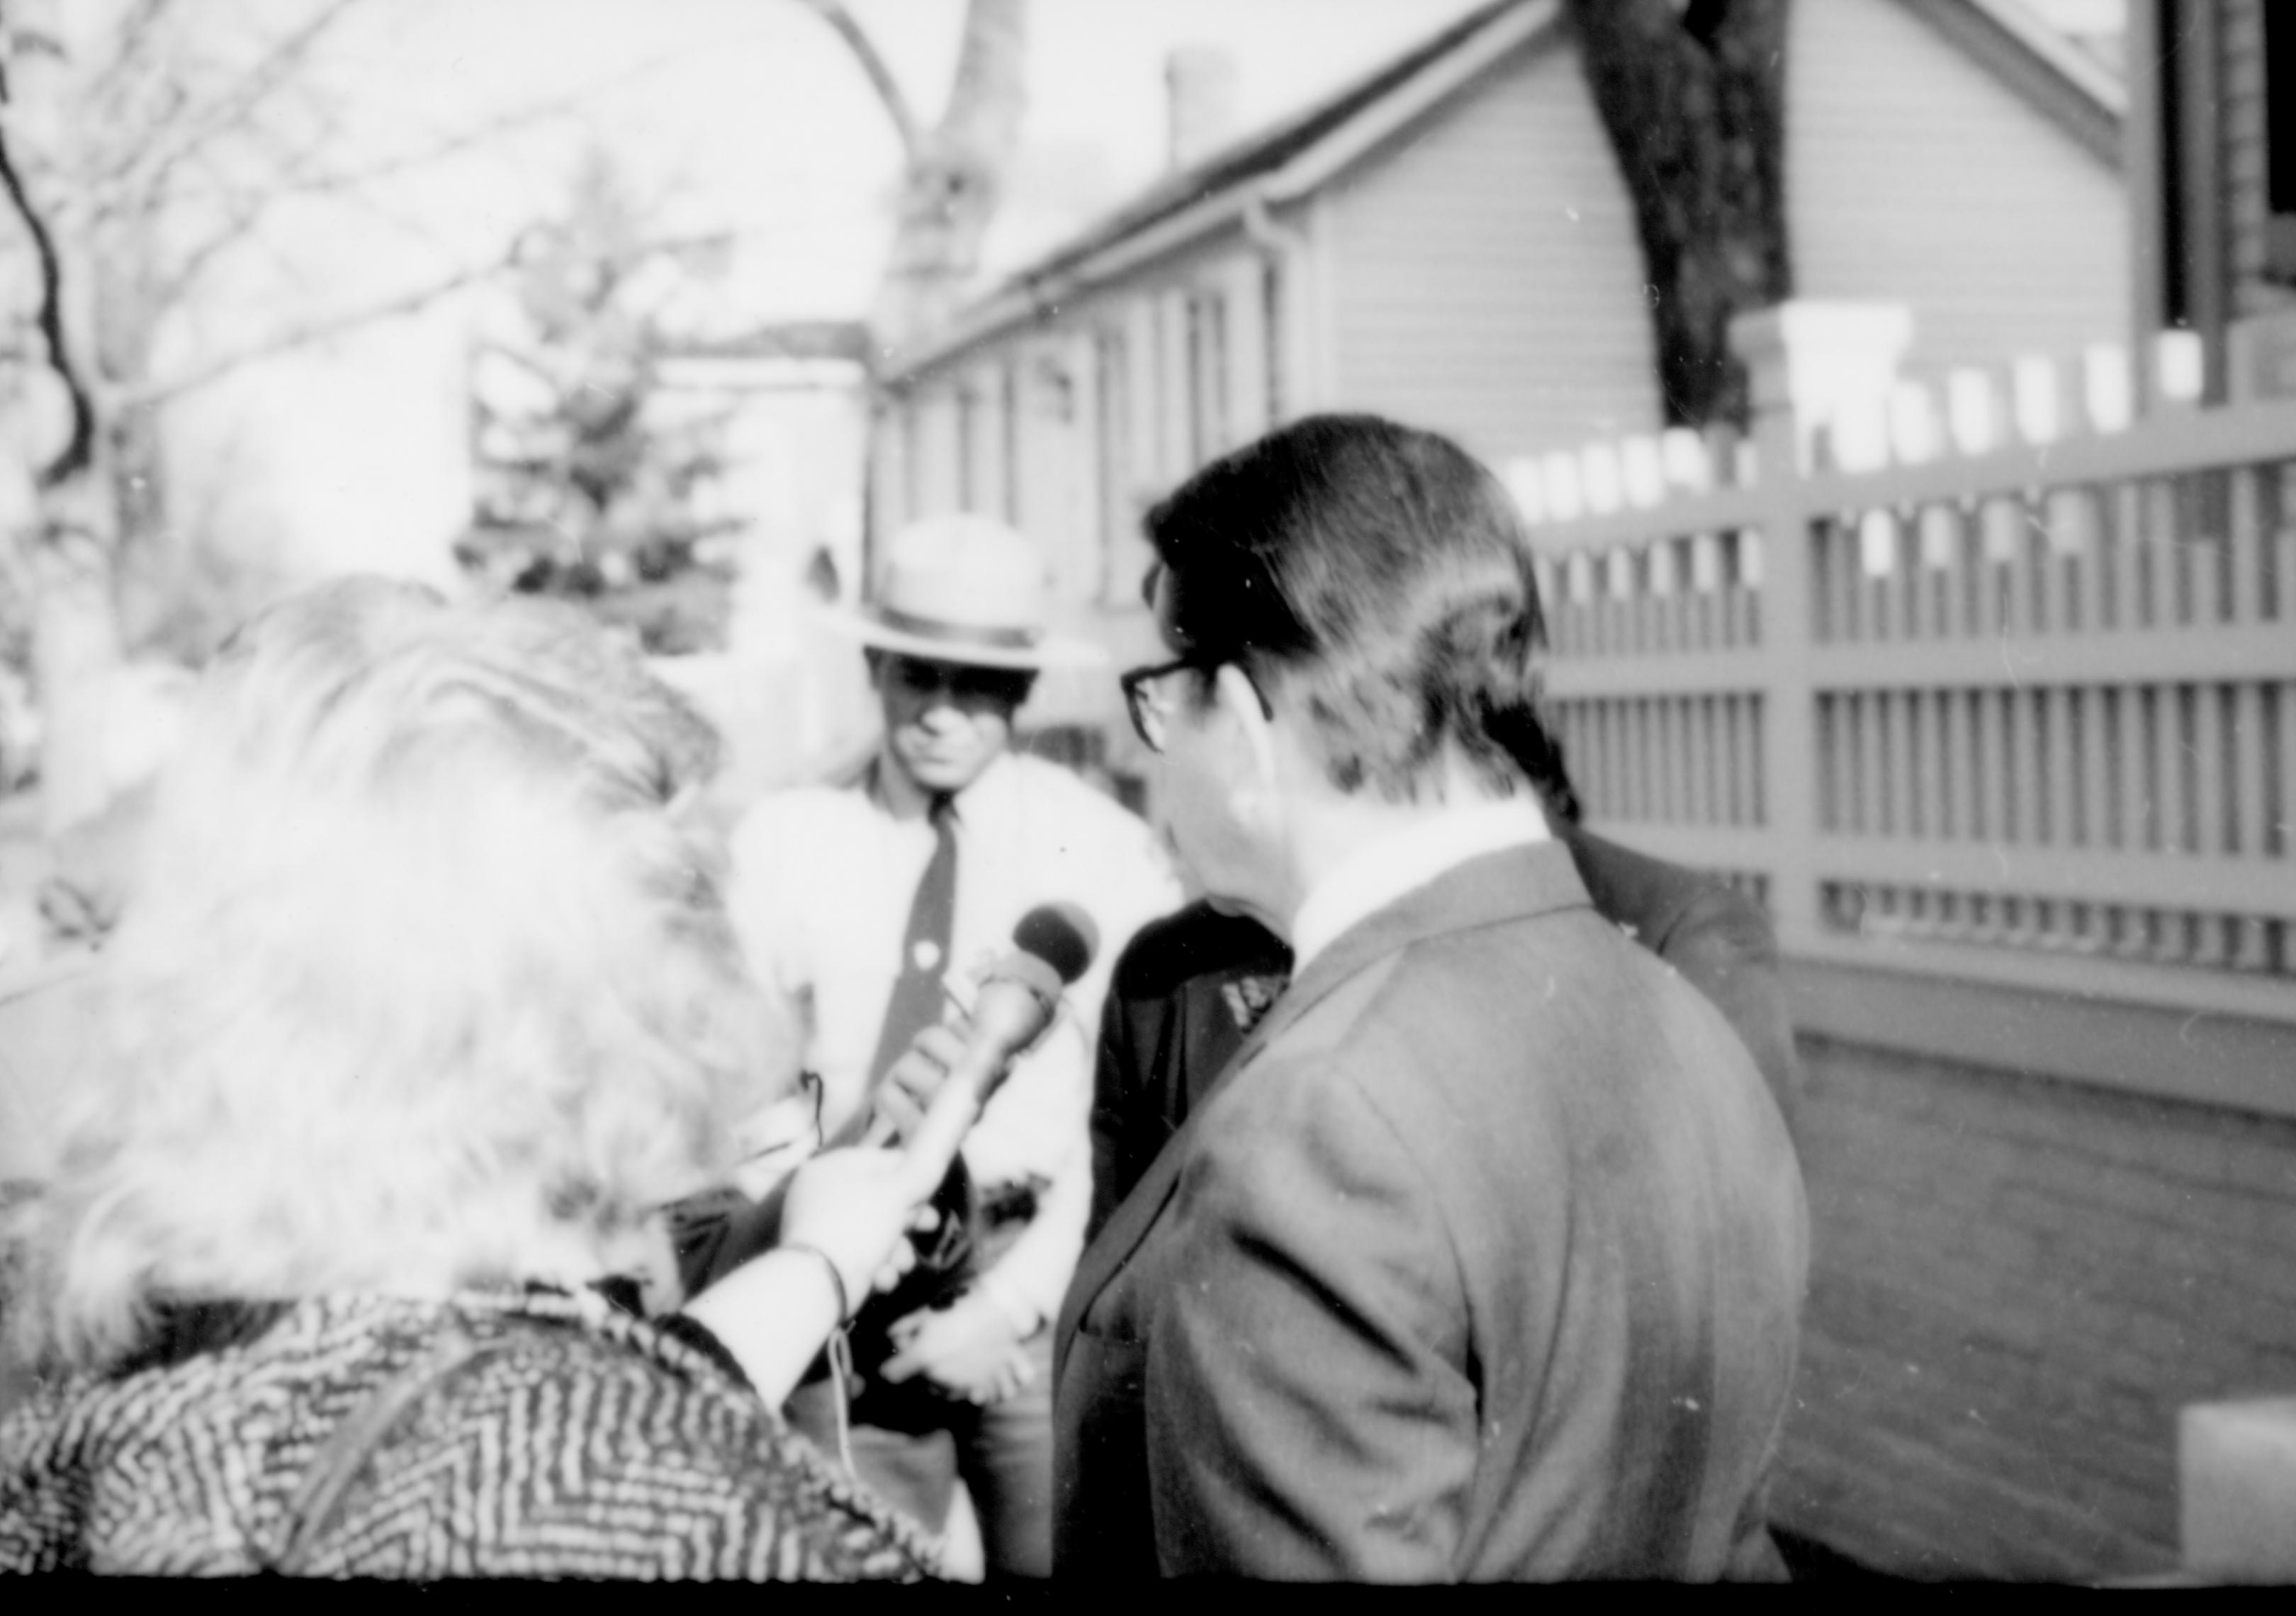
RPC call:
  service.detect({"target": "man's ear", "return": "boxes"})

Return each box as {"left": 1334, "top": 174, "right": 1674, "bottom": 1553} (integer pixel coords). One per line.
{"left": 1212, "top": 663, "right": 1279, "bottom": 792}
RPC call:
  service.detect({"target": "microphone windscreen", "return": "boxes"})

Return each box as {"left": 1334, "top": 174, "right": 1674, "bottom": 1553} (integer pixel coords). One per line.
{"left": 1011, "top": 902, "right": 1098, "bottom": 985}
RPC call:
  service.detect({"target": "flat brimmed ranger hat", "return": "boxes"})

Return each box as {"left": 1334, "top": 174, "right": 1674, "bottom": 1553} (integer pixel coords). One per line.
{"left": 826, "top": 513, "right": 1103, "bottom": 670}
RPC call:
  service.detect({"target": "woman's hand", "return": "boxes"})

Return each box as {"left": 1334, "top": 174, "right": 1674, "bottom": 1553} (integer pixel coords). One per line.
{"left": 680, "top": 1044, "right": 987, "bottom": 1406}
{"left": 775, "top": 1144, "right": 949, "bottom": 1313}
{"left": 780, "top": 1009, "right": 989, "bottom": 1303}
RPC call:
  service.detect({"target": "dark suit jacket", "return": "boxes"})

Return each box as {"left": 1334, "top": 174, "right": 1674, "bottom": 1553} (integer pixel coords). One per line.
{"left": 1054, "top": 841, "right": 1808, "bottom": 1581}
{"left": 1088, "top": 826, "right": 1803, "bottom": 1237}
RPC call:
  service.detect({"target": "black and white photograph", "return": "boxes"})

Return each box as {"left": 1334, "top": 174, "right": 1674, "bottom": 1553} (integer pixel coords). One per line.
{"left": 2, "top": 0, "right": 2290, "bottom": 1587}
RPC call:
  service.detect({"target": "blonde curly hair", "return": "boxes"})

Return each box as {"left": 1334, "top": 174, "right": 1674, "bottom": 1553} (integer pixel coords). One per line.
{"left": 11, "top": 578, "right": 789, "bottom": 1369}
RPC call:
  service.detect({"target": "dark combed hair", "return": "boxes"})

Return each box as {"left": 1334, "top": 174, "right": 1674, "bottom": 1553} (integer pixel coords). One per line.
{"left": 1144, "top": 413, "right": 1577, "bottom": 810}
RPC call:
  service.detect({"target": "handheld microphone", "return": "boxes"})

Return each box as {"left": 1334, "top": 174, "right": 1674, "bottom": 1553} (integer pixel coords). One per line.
{"left": 1008, "top": 901, "right": 1098, "bottom": 990}
{"left": 877, "top": 902, "right": 1099, "bottom": 1176}
{"left": 675, "top": 906, "right": 1101, "bottom": 1299}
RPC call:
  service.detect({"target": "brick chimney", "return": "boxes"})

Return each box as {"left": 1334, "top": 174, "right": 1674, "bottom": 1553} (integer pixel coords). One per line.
{"left": 1166, "top": 47, "right": 1239, "bottom": 172}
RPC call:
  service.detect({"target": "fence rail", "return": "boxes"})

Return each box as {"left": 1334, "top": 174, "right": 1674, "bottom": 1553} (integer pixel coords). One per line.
{"left": 1519, "top": 327, "right": 2296, "bottom": 1026}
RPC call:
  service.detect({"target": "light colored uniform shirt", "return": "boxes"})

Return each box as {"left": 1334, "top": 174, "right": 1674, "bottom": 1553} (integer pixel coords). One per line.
{"left": 726, "top": 749, "right": 1181, "bottom": 1327}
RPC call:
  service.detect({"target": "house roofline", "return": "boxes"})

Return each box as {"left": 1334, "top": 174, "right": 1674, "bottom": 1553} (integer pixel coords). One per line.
{"left": 1913, "top": 0, "right": 2126, "bottom": 164}
{"left": 659, "top": 320, "right": 874, "bottom": 365}
{"left": 884, "top": 0, "right": 2126, "bottom": 387}
{"left": 882, "top": 0, "right": 1554, "bottom": 384}
{"left": 1259, "top": 0, "right": 1563, "bottom": 206}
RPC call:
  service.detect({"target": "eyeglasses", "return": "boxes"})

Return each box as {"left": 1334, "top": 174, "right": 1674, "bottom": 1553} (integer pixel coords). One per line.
{"left": 1118, "top": 657, "right": 1272, "bottom": 753}
{"left": 1119, "top": 657, "right": 1194, "bottom": 753}
{"left": 879, "top": 654, "right": 1032, "bottom": 705}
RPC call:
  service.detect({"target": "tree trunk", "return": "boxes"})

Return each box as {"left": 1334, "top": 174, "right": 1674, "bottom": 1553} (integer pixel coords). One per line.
{"left": 867, "top": 0, "right": 1028, "bottom": 353}
{"left": 1565, "top": 0, "right": 1791, "bottom": 429}
{"left": 4, "top": 0, "right": 133, "bottom": 836}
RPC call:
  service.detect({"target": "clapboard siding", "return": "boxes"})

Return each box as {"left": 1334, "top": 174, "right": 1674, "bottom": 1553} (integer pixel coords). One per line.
{"left": 1011, "top": 334, "right": 1097, "bottom": 607}
{"left": 1791, "top": 0, "right": 2127, "bottom": 377}
{"left": 1322, "top": 38, "right": 1661, "bottom": 463}
{"left": 908, "top": 384, "right": 964, "bottom": 523}
{"left": 964, "top": 358, "right": 1011, "bottom": 522}
{"left": 869, "top": 398, "right": 908, "bottom": 542}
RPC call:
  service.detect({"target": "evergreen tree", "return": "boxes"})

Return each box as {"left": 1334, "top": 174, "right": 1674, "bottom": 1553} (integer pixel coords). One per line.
{"left": 456, "top": 148, "right": 738, "bottom": 655}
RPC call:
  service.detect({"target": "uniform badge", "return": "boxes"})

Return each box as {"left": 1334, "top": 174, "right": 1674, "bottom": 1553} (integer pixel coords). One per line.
{"left": 1221, "top": 972, "right": 1288, "bottom": 1034}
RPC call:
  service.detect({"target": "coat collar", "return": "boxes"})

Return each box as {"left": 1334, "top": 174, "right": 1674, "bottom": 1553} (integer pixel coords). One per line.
{"left": 1054, "top": 840, "right": 1594, "bottom": 1381}
{"left": 1289, "top": 797, "right": 1549, "bottom": 975}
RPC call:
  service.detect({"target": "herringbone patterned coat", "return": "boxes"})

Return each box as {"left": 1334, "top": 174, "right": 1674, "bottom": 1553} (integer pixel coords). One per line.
{"left": 0, "top": 1287, "right": 942, "bottom": 1579}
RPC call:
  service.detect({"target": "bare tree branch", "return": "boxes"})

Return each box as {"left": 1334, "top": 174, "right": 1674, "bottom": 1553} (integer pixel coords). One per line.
{"left": 128, "top": 245, "right": 522, "bottom": 409}
{"left": 106, "top": 39, "right": 665, "bottom": 337}
{"left": 163, "top": 58, "right": 666, "bottom": 215}
{"left": 108, "top": 0, "right": 365, "bottom": 220}
{"left": 144, "top": 146, "right": 276, "bottom": 313}
{"left": 794, "top": 0, "right": 920, "bottom": 157}
{"left": 0, "top": 58, "right": 95, "bottom": 487}
{"left": 264, "top": 108, "right": 565, "bottom": 205}
{"left": 0, "top": 2, "right": 67, "bottom": 104}
{"left": 83, "top": 0, "right": 181, "bottom": 108}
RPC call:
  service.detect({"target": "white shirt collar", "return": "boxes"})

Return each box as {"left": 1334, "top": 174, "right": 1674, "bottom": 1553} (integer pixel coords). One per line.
{"left": 1289, "top": 797, "right": 1551, "bottom": 975}
{"left": 867, "top": 746, "right": 1018, "bottom": 825}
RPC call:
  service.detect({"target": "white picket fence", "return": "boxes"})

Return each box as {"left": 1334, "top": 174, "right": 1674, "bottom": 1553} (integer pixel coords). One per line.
{"left": 1513, "top": 322, "right": 2296, "bottom": 1026}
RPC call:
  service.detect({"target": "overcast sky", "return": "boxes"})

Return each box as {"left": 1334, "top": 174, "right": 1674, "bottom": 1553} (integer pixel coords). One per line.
{"left": 320, "top": 0, "right": 1519, "bottom": 322}
{"left": 308, "top": 0, "right": 2125, "bottom": 325}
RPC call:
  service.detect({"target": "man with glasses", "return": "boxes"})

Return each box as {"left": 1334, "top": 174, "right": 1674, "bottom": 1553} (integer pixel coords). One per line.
{"left": 1053, "top": 415, "right": 1808, "bottom": 1581}
{"left": 721, "top": 513, "right": 1179, "bottom": 1579}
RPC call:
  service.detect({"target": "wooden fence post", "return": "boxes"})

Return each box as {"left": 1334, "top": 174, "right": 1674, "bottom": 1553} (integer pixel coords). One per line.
{"left": 1729, "top": 309, "right": 1815, "bottom": 948}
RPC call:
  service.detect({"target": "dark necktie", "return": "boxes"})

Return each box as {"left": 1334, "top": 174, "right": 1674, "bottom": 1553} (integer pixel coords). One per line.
{"left": 867, "top": 792, "right": 957, "bottom": 1094}
{"left": 670, "top": 792, "right": 965, "bottom": 1313}
{"left": 847, "top": 792, "right": 977, "bottom": 1410}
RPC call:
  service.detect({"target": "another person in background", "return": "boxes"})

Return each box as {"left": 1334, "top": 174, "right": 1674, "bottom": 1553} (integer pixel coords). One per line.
{"left": 1090, "top": 752, "right": 1803, "bottom": 1239}
{"left": 1054, "top": 415, "right": 1808, "bottom": 1581}
{"left": 715, "top": 516, "right": 1180, "bottom": 1579}
{"left": 0, "top": 578, "right": 961, "bottom": 1579}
